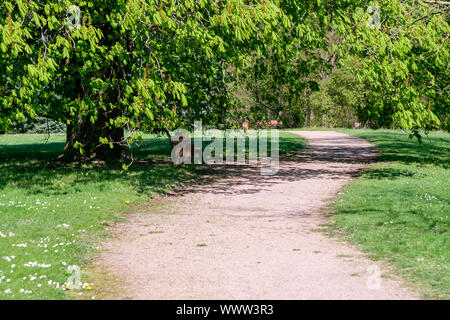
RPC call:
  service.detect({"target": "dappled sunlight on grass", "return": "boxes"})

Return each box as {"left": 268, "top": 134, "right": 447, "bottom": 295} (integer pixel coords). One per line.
{"left": 0, "top": 132, "right": 304, "bottom": 299}
{"left": 339, "top": 129, "right": 450, "bottom": 168}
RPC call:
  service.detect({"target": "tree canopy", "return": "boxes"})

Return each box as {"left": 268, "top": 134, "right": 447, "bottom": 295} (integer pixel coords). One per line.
{"left": 1, "top": 0, "right": 448, "bottom": 159}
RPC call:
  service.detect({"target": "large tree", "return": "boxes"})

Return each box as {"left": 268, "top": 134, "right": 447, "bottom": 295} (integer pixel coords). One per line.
{"left": 0, "top": 0, "right": 284, "bottom": 160}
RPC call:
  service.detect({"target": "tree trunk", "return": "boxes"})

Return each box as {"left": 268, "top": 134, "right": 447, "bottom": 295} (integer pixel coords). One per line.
{"left": 59, "top": 115, "right": 124, "bottom": 161}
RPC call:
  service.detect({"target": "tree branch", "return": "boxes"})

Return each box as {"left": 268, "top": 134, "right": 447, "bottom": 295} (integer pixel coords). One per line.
{"left": 421, "top": 0, "right": 450, "bottom": 5}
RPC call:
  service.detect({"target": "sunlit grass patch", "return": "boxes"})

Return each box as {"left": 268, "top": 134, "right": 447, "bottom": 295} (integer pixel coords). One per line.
{"left": 333, "top": 129, "right": 450, "bottom": 299}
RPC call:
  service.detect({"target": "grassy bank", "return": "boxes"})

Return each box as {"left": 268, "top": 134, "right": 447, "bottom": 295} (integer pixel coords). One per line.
{"left": 0, "top": 132, "right": 305, "bottom": 299}
{"left": 333, "top": 129, "right": 449, "bottom": 299}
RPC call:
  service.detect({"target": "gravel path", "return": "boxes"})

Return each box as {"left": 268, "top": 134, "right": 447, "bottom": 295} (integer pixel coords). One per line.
{"left": 94, "top": 131, "right": 418, "bottom": 299}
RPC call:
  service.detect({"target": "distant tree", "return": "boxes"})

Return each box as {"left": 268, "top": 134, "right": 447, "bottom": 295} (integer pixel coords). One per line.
{"left": 308, "top": 58, "right": 366, "bottom": 128}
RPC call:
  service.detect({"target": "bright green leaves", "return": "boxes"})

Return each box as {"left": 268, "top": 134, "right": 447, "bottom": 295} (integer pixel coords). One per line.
{"left": 170, "top": 82, "right": 188, "bottom": 106}
{"left": 334, "top": 0, "right": 449, "bottom": 133}
{"left": 99, "top": 136, "right": 114, "bottom": 149}
{"left": 1, "top": 0, "right": 288, "bottom": 140}
{"left": 98, "top": 136, "right": 108, "bottom": 145}
{"left": 73, "top": 141, "right": 85, "bottom": 155}
{"left": 1, "top": 0, "right": 102, "bottom": 135}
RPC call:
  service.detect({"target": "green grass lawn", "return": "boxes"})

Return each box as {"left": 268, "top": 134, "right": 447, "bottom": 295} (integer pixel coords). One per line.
{"left": 333, "top": 129, "right": 449, "bottom": 299}
{"left": 0, "top": 132, "right": 304, "bottom": 299}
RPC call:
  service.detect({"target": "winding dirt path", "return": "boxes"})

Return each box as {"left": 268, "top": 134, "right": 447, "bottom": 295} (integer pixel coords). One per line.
{"left": 94, "top": 131, "right": 418, "bottom": 299}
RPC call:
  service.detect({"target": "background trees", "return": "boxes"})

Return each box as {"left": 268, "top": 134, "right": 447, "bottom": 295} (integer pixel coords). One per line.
{"left": 308, "top": 59, "right": 366, "bottom": 128}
